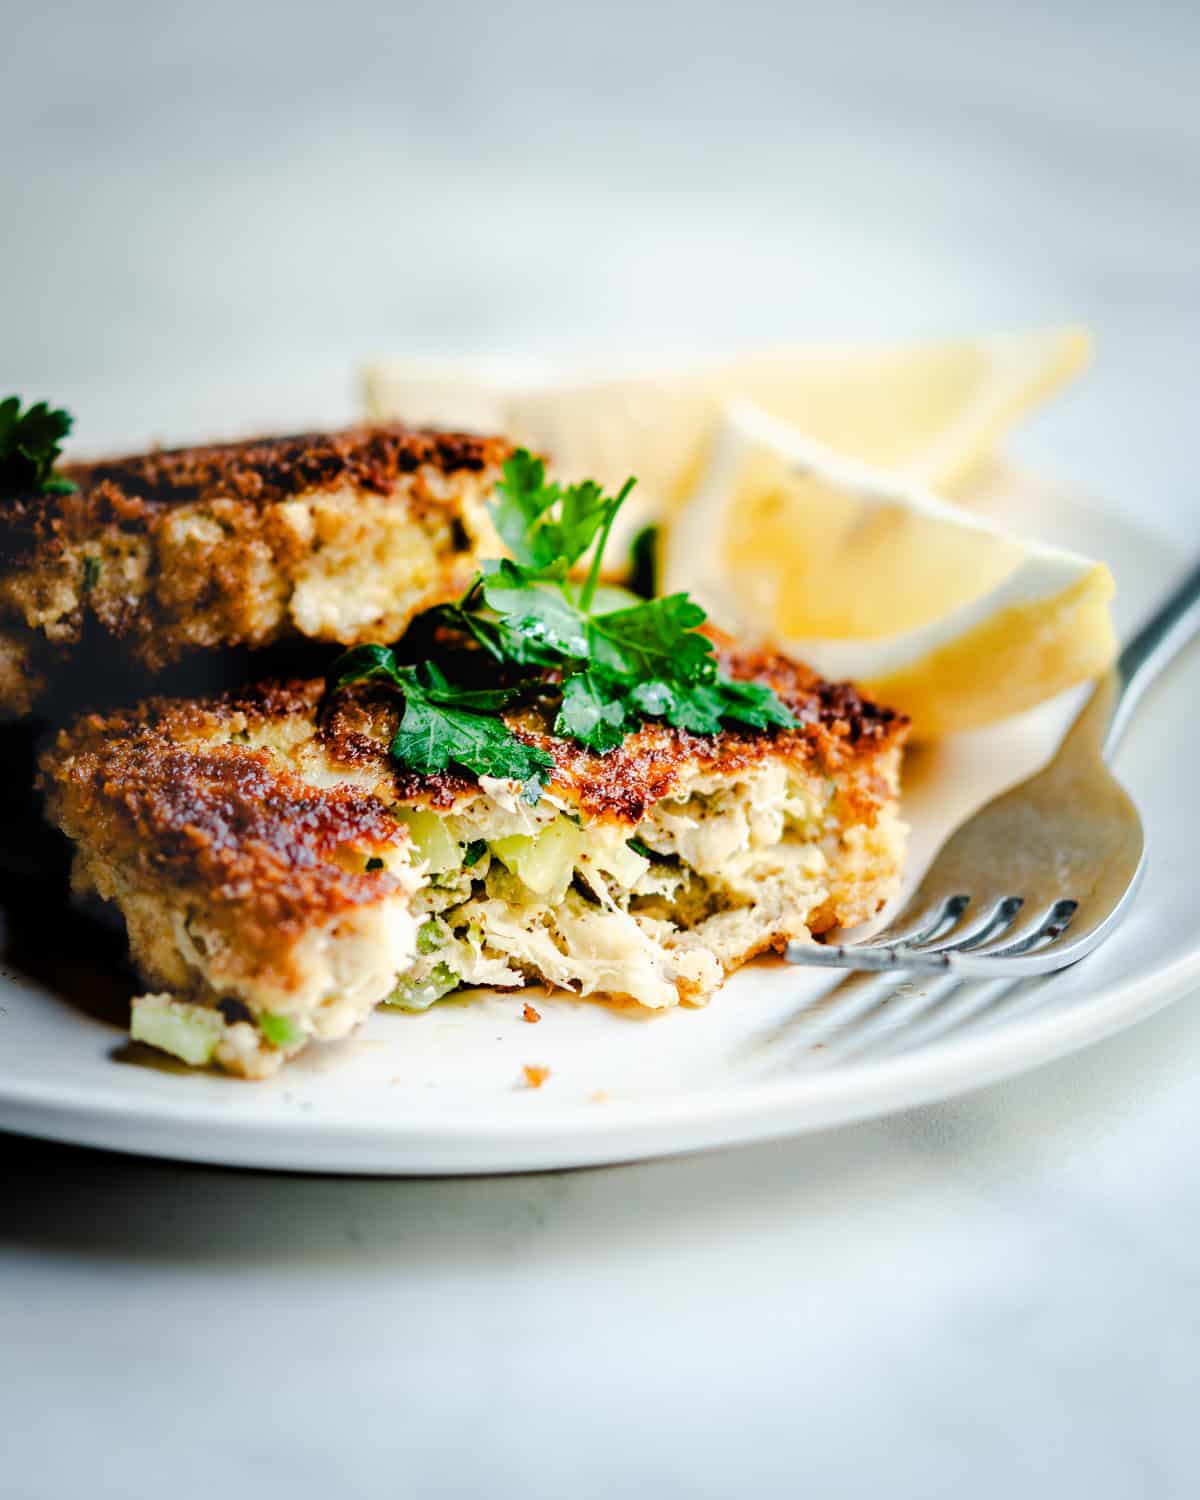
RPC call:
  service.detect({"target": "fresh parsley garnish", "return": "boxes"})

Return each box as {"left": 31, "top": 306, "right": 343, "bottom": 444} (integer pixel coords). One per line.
{"left": 490, "top": 448, "right": 634, "bottom": 578}
{"left": 329, "top": 449, "right": 795, "bottom": 800}
{"left": 558, "top": 671, "right": 628, "bottom": 753}
{"left": 0, "top": 397, "right": 76, "bottom": 495}
{"left": 331, "top": 645, "right": 552, "bottom": 800}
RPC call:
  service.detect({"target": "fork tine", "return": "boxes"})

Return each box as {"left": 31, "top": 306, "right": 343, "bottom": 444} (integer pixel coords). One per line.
{"left": 907, "top": 896, "right": 1024, "bottom": 954}
{"left": 787, "top": 893, "right": 1085, "bottom": 976}
{"left": 963, "top": 899, "right": 1080, "bottom": 958}
{"left": 856, "top": 893, "right": 969, "bottom": 950}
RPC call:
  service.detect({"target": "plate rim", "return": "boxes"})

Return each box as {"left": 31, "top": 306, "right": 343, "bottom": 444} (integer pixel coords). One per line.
{"left": 0, "top": 883, "right": 1193, "bottom": 1174}
{"left": 0, "top": 477, "right": 1193, "bottom": 1174}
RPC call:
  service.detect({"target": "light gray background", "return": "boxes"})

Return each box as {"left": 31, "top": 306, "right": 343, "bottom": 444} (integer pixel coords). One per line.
{"left": 3, "top": 2, "right": 1200, "bottom": 1496}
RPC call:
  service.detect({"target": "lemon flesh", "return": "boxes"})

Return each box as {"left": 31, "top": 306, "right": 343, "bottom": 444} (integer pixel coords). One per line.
{"left": 361, "top": 328, "right": 1091, "bottom": 556}
{"left": 361, "top": 330, "right": 1107, "bottom": 737}
{"left": 666, "top": 404, "right": 1116, "bottom": 740}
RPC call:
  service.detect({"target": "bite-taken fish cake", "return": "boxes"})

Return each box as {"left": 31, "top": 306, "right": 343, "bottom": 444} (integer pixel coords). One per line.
{"left": 40, "top": 641, "right": 908, "bottom": 1078}
{"left": 0, "top": 424, "right": 510, "bottom": 715}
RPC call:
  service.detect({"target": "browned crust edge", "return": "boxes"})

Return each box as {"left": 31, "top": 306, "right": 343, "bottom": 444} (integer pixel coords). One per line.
{"left": 1, "top": 425, "right": 512, "bottom": 552}
{"left": 41, "top": 694, "right": 411, "bottom": 952}
{"left": 42, "top": 634, "right": 908, "bottom": 872}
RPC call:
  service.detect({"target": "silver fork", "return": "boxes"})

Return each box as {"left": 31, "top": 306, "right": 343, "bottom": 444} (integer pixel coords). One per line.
{"left": 786, "top": 560, "right": 1200, "bottom": 979}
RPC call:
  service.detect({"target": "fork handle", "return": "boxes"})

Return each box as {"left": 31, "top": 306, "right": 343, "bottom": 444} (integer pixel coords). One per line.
{"left": 1104, "top": 557, "right": 1200, "bottom": 759}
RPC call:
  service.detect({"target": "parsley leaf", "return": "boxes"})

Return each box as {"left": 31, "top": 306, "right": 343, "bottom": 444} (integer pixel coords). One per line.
{"left": 418, "top": 659, "right": 529, "bottom": 713}
{"left": 330, "top": 646, "right": 553, "bottom": 798}
{"left": 630, "top": 670, "right": 800, "bottom": 736}
{"left": 480, "top": 560, "right": 590, "bottom": 658}
{"left": 557, "top": 480, "right": 612, "bottom": 566}
{"left": 330, "top": 642, "right": 404, "bottom": 688}
{"left": 491, "top": 450, "right": 616, "bottom": 571}
{"left": 556, "top": 671, "right": 628, "bottom": 753}
{"left": 627, "top": 677, "right": 721, "bottom": 734}
{"left": 490, "top": 449, "right": 560, "bottom": 567}
{"left": 588, "top": 593, "right": 714, "bottom": 683}
{"left": 327, "top": 448, "right": 796, "bottom": 790}
{"left": 0, "top": 397, "right": 75, "bottom": 495}
{"left": 391, "top": 686, "right": 551, "bottom": 792}
{"left": 706, "top": 674, "right": 799, "bottom": 731}
{"left": 432, "top": 596, "right": 552, "bottom": 668}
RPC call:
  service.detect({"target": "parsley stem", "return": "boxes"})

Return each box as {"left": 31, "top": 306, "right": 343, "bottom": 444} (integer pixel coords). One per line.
{"left": 578, "top": 477, "right": 636, "bottom": 614}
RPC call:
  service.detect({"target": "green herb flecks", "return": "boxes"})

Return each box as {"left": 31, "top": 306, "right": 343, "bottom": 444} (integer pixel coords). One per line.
{"left": 462, "top": 839, "right": 489, "bottom": 867}
{"left": 627, "top": 836, "right": 676, "bottom": 864}
{"left": 0, "top": 397, "right": 76, "bottom": 495}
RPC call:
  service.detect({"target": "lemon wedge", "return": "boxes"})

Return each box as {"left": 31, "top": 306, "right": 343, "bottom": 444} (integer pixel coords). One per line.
{"left": 362, "top": 329, "right": 1091, "bottom": 557}
{"left": 666, "top": 403, "right": 1116, "bottom": 738}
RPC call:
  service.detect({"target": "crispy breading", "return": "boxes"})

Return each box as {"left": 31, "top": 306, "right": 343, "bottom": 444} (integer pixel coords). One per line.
{"left": 40, "top": 645, "right": 908, "bottom": 1076}
{"left": 41, "top": 689, "right": 422, "bottom": 1078}
{"left": 316, "top": 634, "right": 906, "bottom": 820}
{"left": 0, "top": 425, "right": 510, "bottom": 715}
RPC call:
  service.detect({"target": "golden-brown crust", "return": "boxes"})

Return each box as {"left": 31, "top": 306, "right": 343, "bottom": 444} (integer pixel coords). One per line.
{"left": 1, "top": 425, "right": 510, "bottom": 556}
{"left": 42, "top": 699, "right": 410, "bottom": 953}
{"left": 0, "top": 424, "right": 512, "bottom": 709}
{"left": 44, "top": 634, "right": 908, "bottom": 870}
{"left": 39, "top": 644, "right": 906, "bottom": 1035}
{"left": 525, "top": 636, "right": 907, "bottom": 822}
{"left": 314, "top": 629, "right": 908, "bottom": 821}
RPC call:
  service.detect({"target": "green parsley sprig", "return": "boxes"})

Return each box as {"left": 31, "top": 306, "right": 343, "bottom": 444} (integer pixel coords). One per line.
{"left": 0, "top": 397, "right": 76, "bottom": 495}
{"left": 330, "top": 449, "right": 796, "bottom": 800}
{"left": 330, "top": 646, "right": 554, "bottom": 802}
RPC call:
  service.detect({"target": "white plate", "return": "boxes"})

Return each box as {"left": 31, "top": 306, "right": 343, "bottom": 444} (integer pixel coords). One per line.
{"left": 0, "top": 474, "right": 1194, "bottom": 1174}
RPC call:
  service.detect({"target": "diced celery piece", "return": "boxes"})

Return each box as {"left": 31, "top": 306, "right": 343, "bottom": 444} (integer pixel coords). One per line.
{"left": 259, "top": 1012, "right": 306, "bottom": 1047}
{"left": 394, "top": 808, "right": 460, "bottom": 873}
{"left": 594, "top": 836, "right": 650, "bottom": 888}
{"left": 489, "top": 832, "right": 532, "bottom": 869}
{"left": 491, "top": 817, "right": 581, "bottom": 899}
{"left": 384, "top": 961, "right": 460, "bottom": 1012}
{"left": 416, "top": 918, "right": 445, "bottom": 954}
{"left": 130, "top": 995, "right": 225, "bottom": 1066}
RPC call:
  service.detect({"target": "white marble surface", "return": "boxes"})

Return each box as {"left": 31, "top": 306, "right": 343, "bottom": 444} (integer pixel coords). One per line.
{"left": 3, "top": 1, "right": 1200, "bottom": 1495}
